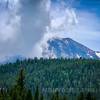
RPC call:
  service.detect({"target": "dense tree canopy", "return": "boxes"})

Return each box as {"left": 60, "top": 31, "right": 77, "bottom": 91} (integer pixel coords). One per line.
{"left": 0, "top": 58, "right": 99, "bottom": 100}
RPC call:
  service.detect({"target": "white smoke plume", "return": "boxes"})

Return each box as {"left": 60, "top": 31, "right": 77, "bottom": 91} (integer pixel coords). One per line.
{"left": 0, "top": 0, "right": 100, "bottom": 59}
{"left": 0, "top": 0, "right": 21, "bottom": 41}
{"left": 32, "top": 0, "right": 100, "bottom": 58}
{"left": 31, "top": 0, "right": 78, "bottom": 58}
{"left": 0, "top": 0, "right": 50, "bottom": 58}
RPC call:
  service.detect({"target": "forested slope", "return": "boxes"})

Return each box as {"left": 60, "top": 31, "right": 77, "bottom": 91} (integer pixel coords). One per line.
{"left": 0, "top": 58, "right": 100, "bottom": 99}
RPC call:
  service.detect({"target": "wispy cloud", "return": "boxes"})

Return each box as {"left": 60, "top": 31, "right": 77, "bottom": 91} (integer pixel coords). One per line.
{"left": 0, "top": 0, "right": 20, "bottom": 41}
{"left": 0, "top": 0, "right": 100, "bottom": 58}
{"left": 0, "top": 0, "right": 50, "bottom": 58}
{"left": 38, "top": 0, "right": 100, "bottom": 55}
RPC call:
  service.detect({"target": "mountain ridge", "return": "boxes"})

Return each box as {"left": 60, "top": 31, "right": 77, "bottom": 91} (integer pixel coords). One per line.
{"left": 42, "top": 37, "right": 99, "bottom": 59}
{"left": 0, "top": 37, "right": 99, "bottom": 64}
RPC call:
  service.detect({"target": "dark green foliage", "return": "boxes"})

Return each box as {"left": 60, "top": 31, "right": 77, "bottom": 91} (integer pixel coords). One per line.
{"left": 62, "top": 95, "right": 68, "bottom": 100}
{"left": 4, "top": 69, "right": 33, "bottom": 100}
{"left": 86, "top": 92, "right": 96, "bottom": 100}
{"left": 77, "top": 92, "right": 84, "bottom": 100}
{"left": 0, "top": 58, "right": 99, "bottom": 100}
{"left": 17, "top": 68, "right": 25, "bottom": 91}
{"left": 51, "top": 91, "right": 61, "bottom": 100}
{"left": 10, "top": 69, "right": 27, "bottom": 100}
{"left": 54, "top": 91, "right": 60, "bottom": 100}
{"left": 40, "top": 93, "right": 44, "bottom": 100}
{"left": 26, "top": 89, "right": 33, "bottom": 100}
{"left": 34, "top": 86, "right": 39, "bottom": 100}
{"left": 0, "top": 88, "right": 5, "bottom": 100}
{"left": 11, "top": 89, "right": 17, "bottom": 100}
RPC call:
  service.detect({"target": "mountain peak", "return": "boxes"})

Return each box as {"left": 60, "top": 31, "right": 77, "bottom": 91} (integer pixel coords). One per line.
{"left": 42, "top": 37, "right": 99, "bottom": 59}
{"left": 62, "top": 37, "right": 72, "bottom": 40}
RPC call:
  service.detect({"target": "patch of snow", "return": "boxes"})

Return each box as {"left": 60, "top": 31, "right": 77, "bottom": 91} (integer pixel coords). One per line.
{"left": 90, "top": 55, "right": 93, "bottom": 58}
{"left": 96, "top": 52, "right": 100, "bottom": 58}
{"left": 58, "top": 42, "right": 63, "bottom": 48}
{"left": 87, "top": 53, "right": 93, "bottom": 58}
{"left": 76, "top": 54, "right": 80, "bottom": 59}
{"left": 64, "top": 40, "right": 69, "bottom": 44}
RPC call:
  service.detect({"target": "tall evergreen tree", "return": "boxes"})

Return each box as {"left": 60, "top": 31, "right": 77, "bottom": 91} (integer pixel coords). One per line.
{"left": 17, "top": 68, "right": 25, "bottom": 91}
{"left": 0, "top": 88, "right": 4, "bottom": 100}
{"left": 51, "top": 93, "right": 55, "bottom": 100}
{"left": 10, "top": 68, "right": 26, "bottom": 100}
{"left": 51, "top": 91, "right": 60, "bottom": 100}
{"left": 86, "top": 92, "right": 96, "bottom": 100}
{"left": 25, "top": 89, "right": 33, "bottom": 100}
{"left": 40, "top": 93, "right": 44, "bottom": 100}
{"left": 11, "top": 90, "right": 17, "bottom": 100}
{"left": 77, "top": 92, "right": 84, "bottom": 100}
{"left": 34, "top": 86, "right": 39, "bottom": 100}
{"left": 62, "top": 95, "right": 68, "bottom": 100}
{"left": 55, "top": 91, "right": 60, "bottom": 100}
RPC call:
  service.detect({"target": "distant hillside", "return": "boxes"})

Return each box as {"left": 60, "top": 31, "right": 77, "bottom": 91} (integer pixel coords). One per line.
{"left": 0, "top": 55, "right": 25, "bottom": 64}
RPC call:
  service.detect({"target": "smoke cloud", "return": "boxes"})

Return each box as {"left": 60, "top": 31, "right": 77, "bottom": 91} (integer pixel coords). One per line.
{"left": 0, "top": 0, "right": 100, "bottom": 59}
{"left": 0, "top": 0, "right": 50, "bottom": 58}
{"left": 33, "top": 0, "right": 100, "bottom": 58}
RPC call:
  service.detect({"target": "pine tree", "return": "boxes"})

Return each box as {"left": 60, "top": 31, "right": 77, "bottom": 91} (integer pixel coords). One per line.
{"left": 86, "top": 92, "right": 92, "bottom": 100}
{"left": 62, "top": 95, "right": 68, "bottom": 100}
{"left": 77, "top": 92, "right": 84, "bottom": 100}
{"left": 86, "top": 92, "right": 96, "bottom": 100}
{"left": 51, "top": 91, "right": 60, "bottom": 100}
{"left": 0, "top": 88, "right": 4, "bottom": 100}
{"left": 40, "top": 93, "right": 44, "bottom": 100}
{"left": 11, "top": 90, "right": 17, "bottom": 100}
{"left": 0, "top": 88, "right": 9, "bottom": 100}
{"left": 17, "top": 68, "right": 25, "bottom": 91}
{"left": 10, "top": 68, "right": 26, "bottom": 100}
{"left": 51, "top": 93, "right": 55, "bottom": 100}
{"left": 34, "top": 86, "right": 39, "bottom": 100}
{"left": 26, "top": 89, "right": 33, "bottom": 100}
{"left": 55, "top": 91, "right": 60, "bottom": 100}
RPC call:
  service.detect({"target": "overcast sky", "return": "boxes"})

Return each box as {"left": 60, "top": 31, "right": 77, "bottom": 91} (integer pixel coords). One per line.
{"left": 0, "top": 0, "right": 100, "bottom": 58}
